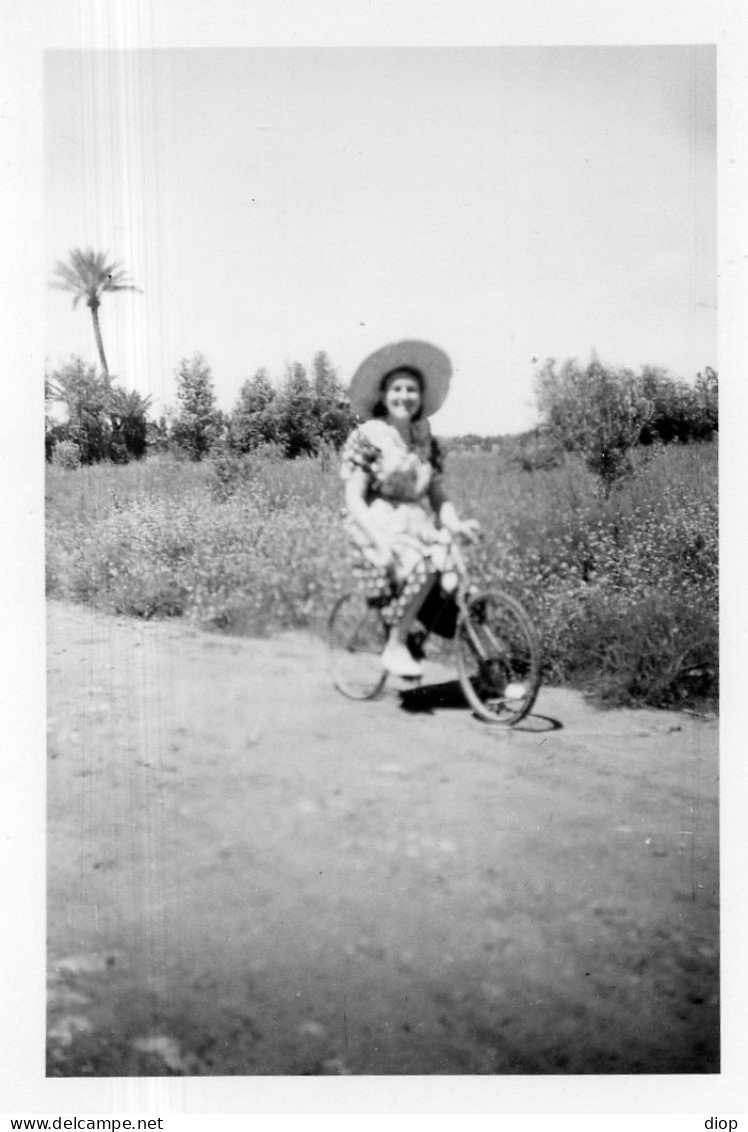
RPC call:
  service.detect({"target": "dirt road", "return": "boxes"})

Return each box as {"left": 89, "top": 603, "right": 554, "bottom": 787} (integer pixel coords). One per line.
{"left": 46, "top": 599, "right": 719, "bottom": 1076}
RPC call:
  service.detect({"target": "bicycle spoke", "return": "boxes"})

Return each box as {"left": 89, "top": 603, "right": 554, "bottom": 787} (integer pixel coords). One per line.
{"left": 329, "top": 593, "right": 387, "bottom": 700}
{"left": 456, "top": 591, "right": 541, "bottom": 724}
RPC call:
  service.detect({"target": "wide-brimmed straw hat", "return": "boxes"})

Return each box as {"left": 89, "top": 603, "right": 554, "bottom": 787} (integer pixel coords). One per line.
{"left": 348, "top": 340, "right": 452, "bottom": 420}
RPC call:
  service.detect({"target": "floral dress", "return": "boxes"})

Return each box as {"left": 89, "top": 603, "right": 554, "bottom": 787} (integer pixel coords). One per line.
{"left": 340, "top": 417, "right": 446, "bottom": 626}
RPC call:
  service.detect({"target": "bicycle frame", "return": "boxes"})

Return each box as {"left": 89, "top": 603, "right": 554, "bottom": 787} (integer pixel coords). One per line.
{"left": 418, "top": 534, "right": 489, "bottom": 663}
{"left": 329, "top": 528, "right": 542, "bottom": 723}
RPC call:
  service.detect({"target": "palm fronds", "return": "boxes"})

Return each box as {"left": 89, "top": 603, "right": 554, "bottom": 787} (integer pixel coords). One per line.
{"left": 49, "top": 247, "right": 141, "bottom": 309}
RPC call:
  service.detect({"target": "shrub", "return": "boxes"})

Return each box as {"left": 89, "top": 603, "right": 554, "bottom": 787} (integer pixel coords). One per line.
{"left": 639, "top": 365, "right": 718, "bottom": 445}
{"left": 446, "top": 442, "right": 718, "bottom": 709}
{"left": 51, "top": 440, "right": 82, "bottom": 470}
{"left": 206, "top": 441, "right": 285, "bottom": 501}
{"left": 46, "top": 452, "right": 349, "bottom": 635}
{"left": 496, "top": 429, "right": 565, "bottom": 473}
{"left": 553, "top": 588, "right": 717, "bottom": 708}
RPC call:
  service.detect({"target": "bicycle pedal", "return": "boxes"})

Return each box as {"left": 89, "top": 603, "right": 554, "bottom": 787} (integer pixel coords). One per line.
{"left": 394, "top": 673, "right": 423, "bottom": 687}
{"left": 406, "top": 630, "right": 427, "bottom": 659}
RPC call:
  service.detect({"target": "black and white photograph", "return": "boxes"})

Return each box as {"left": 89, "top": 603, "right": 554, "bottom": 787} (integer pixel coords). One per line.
{"left": 3, "top": 0, "right": 746, "bottom": 1121}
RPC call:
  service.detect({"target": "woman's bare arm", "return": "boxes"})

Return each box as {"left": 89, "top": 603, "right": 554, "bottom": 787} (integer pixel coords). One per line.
{"left": 428, "top": 478, "right": 481, "bottom": 540}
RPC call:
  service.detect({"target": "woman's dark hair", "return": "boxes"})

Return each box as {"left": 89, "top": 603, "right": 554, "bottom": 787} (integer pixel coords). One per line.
{"left": 372, "top": 366, "right": 425, "bottom": 420}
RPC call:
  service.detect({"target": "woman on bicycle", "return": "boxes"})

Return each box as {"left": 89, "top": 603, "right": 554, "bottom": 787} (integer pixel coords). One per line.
{"left": 341, "top": 340, "right": 479, "bottom": 679}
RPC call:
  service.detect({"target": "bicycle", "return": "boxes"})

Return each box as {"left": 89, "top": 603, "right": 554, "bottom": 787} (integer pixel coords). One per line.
{"left": 328, "top": 533, "right": 542, "bottom": 725}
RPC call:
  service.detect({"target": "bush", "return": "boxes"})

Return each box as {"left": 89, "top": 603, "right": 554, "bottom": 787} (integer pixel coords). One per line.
{"left": 51, "top": 440, "right": 82, "bottom": 470}
{"left": 552, "top": 588, "right": 717, "bottom": 708}
{"left": 46, "top": 451, "right": 349, "bottom": 635}
{"left": 497, "top": 430, "right": 565, "bottom": 473}
{"left": 206, "top": 442, "right": 285, "bottom": 501}
{"left": 639, "top": 366, "right": 718, "bottom": 445}
{"left": 446, "top": 442, "right": 718, "bottom": 709}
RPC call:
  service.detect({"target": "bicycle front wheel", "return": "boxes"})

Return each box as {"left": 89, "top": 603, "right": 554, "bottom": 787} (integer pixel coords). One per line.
{"left": 456, "top": 590, "right": 541, "bottom": 724}
{"left": 328, "top": 591, "right": 388, "bottom": 701}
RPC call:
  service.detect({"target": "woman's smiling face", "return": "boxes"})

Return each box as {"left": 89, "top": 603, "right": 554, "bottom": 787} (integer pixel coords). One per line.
{"left": 382, "top": 371, "right": 422, "bottom": 422}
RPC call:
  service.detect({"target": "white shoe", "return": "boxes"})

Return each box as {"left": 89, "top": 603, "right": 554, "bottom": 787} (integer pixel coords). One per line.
{"left": 382, "top": 640, "right": 423, "bottom": 678}
{"left": 504, "top": 682, "right": 527, "bottom": 700}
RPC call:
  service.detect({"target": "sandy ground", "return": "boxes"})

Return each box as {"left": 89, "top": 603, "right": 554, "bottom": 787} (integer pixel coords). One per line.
{"left": 46, "top": 598, "right": 719, "bottom": 1076}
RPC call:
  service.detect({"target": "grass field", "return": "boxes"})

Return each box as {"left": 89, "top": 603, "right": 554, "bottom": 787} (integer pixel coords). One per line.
{"left": 45, "top": 440, "right": 718, "bottom": 711}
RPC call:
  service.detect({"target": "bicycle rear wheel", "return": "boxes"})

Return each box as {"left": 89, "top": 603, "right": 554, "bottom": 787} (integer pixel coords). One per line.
{"left": 328, "top": 591, "right": 388, "bottom": 701}
{"left": 456, "top": 590, "right": 541, "bottom": 724}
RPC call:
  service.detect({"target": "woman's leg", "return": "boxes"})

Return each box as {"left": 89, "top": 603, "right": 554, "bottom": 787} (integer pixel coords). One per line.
{"left": 388, "top": 570, "right": 437, "bottom": 645}
{"left": 381, "top": 560, "right": 437, "bottom": 676}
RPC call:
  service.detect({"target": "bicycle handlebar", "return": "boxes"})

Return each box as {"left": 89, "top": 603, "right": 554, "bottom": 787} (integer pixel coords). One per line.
{"left": 429, "top": 527, "right": 477, "bottom": 582}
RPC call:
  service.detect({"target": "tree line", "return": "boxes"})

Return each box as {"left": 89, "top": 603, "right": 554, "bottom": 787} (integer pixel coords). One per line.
{"left": 46, "top": 349, "right": 357, "bottom": 467}
{"left": 47, "top": 349, "right": 718, "bottom": 490}
{"left": 446, "top": 358, "right": 718, "bottom": 490}
{"left": 46, "top": 247, "right": 718, "bottom": 483}
{"left": 530, "top": 356, "right": 718, "bottom": 491}
{"left": 46, "top": 247, "right": 356, "bottom": 467}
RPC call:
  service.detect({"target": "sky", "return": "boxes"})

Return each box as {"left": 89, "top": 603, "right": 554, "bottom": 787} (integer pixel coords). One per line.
{"left": 44, "top": 44, "right": 717, "bottom": 436}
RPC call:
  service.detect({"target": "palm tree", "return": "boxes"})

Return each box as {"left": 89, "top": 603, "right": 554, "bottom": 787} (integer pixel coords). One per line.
{"left": 109, "top": 385, "right": 153, "bottom": 459}
{"left": 49, "top": 248, "right": 141, "bottom": 380}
